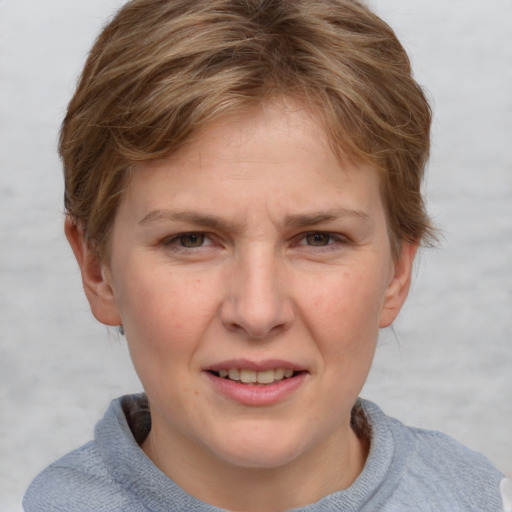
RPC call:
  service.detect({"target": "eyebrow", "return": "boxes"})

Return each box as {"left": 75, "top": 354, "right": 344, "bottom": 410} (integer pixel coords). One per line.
{"left": 283, "top": 208, "right": 371, "bottom": 228}
{"left": 139, "top": 209, "right": 244, "bottom": 232}
{"left": 139, "top": 207, "right": 370, "bottom": 231}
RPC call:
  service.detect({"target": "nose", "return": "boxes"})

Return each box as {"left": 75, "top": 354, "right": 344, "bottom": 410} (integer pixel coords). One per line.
{"left": 219, "top": 246, "right": 294, "bottom": 339}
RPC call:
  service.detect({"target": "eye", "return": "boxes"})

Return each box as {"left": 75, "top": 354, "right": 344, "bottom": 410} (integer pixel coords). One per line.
{"left": 292, "top": 231, "right": 350, "bottom": 254}
{"left": 304, "top": 232, "right": 332, "bottom": 246}
{"left": 177, "top": 233, "right": 206, "bottom": 248}
{"left": 163, "top": 232, "right": 210, "bottom": 250}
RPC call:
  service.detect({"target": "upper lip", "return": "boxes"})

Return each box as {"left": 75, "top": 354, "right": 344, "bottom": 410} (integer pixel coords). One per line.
{"left": 204, "top": 359, "right": 308, "bottom": 372}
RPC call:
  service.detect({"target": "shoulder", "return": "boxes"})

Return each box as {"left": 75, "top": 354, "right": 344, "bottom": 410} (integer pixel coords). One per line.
{"left": 22, "top": 395, "right": 151, "bottom": 512}
{"left": 403, "top": 429, "right": 504, "bottom": 511}
{"left": 406, "top": 423, "right": 501, "bottom": 474}
{"left": 362, "top": 400, "right": 505, "bottom": 511}
{"left": 22, "top": 441, "right": 144, "bottom": 512}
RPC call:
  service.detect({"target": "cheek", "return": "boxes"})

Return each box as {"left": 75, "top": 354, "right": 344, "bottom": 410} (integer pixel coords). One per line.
{"left": 299, "top": 266, "right": 388, "bottom": 395}
{"left": 302, "top": 268, "right": 386, "bottom": 342}
{"left": 114, "top": 269, "right": 217, "bottom": 356}
{"left": 116, "top": 273, "right": 218, "bottom": 408}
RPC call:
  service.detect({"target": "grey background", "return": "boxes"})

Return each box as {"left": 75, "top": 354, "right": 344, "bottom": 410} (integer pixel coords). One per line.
{"left": 1, "top": 0, "right": 511, "bottom": 509}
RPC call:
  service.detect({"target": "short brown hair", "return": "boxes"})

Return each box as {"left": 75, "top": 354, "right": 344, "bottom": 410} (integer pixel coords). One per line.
{"left": 60, "top": 0, "right": 436, "bottom": 260}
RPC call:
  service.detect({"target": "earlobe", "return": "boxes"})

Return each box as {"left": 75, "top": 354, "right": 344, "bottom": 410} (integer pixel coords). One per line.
{"left": 379, "top": 243, "right": 418, "bottom": 328}
{"left": 64, "top": 217, "right": 122, "bottom": 327}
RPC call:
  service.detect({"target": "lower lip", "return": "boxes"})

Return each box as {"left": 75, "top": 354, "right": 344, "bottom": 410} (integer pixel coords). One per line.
{"left": 204, "top": 372, "right": 307, "bottom": 406}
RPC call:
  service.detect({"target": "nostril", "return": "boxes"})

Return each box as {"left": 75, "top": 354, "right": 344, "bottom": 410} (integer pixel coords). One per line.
{"left": 219, "top": 288, "right": 295, "bottom": 339}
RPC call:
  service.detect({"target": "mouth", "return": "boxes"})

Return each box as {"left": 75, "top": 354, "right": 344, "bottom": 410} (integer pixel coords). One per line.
{"left": 204, "top": 361, "right": 308, "bottom": 405}
{"left": 207, "top": 368, "right": 304, "bottom": 385}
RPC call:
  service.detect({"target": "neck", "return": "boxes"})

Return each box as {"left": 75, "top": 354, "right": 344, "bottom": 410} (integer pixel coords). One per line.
{"left": 142, "top": 419, "right": 369, "bottom": 511}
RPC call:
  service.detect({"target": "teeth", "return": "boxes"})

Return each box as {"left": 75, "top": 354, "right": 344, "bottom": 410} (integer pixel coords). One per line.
{"left": 240, "top": 369, "right": 257, "bottom": 383}
{"left": 274, "top": 368, "right": 285, "bottom": 380}
{"left": 256, "top": 370, "right": 275, "bottom": 384}
{"left": 216, "top": 368, "right": 297, "bottom": 384}
{"left": 228, "top": 368, "right": 240, "bottom": 380}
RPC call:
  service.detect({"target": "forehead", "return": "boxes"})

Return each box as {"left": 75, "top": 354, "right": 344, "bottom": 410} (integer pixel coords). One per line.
{"left": 159, "top": 98, "right": 334, "bottom": 169}
{"left": 140, "top": 98, "right": 371, "bottom": 181}
{"left": 117, "top": 98, "right": 383, "bottom": 229}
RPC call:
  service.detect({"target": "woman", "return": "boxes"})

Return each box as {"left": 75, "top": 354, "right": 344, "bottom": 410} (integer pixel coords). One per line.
{"left": 23, "top": 0, "right": 508, "bottom": 510}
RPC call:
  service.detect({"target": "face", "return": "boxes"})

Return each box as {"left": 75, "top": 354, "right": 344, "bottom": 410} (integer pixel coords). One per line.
{"left": 72, "top": 98, "right": 415, "bottom": 481}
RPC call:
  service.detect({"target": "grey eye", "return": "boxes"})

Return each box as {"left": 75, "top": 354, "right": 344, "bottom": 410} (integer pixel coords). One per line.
{"left": 305, "top": 232, "right": 330, "bottom": 246}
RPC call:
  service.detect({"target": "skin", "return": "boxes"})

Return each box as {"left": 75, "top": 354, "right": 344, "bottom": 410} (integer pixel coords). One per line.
{"left": 66, "top": 98, "right": 417, "bottom": 511}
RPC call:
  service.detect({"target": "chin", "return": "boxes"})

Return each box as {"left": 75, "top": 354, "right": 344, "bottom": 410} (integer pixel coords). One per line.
{"left": 207, "top": 426, "right": 307, "bottom": 470}
{"left": 218, "top": 446, "right": 301, "bottom": 470}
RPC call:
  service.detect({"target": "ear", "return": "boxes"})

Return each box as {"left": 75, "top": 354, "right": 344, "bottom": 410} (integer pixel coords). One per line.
{"left": 379, "top": 243, "right": 418, "bottom": 328}
{"left": 64, "top": 217, "right": 122, "bottom": 327}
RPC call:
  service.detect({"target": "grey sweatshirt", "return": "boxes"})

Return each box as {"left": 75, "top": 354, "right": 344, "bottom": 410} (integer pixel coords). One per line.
{"left": 23, "top": 394, "right": 505, "bottom": 511}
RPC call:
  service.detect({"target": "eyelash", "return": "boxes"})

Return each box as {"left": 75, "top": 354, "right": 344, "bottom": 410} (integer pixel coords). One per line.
{"left": 294, "top": 231, "right": 349, "bottom": 252}
{"left": 161, "top": 231, "right": 348, "bottom": 254}
{"left": 162, "top": 232, "right": 215, "bottom": 252}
